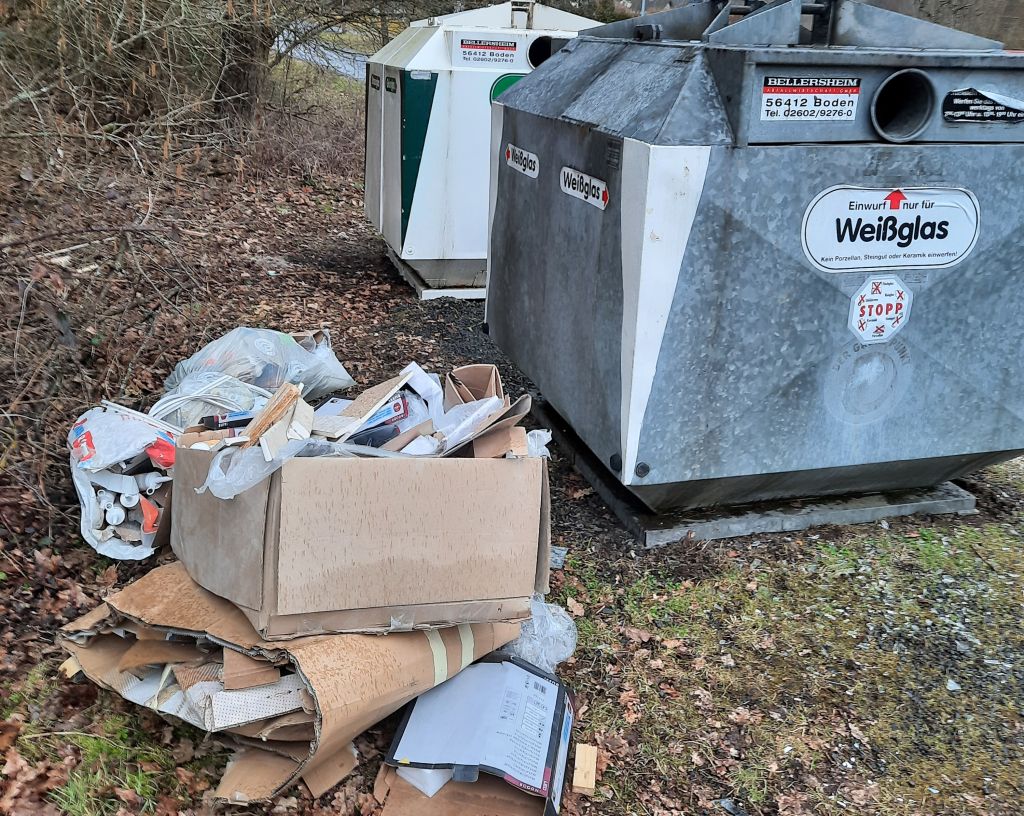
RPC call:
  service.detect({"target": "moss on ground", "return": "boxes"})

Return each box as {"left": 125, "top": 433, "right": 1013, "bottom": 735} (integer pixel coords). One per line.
{"left": 555, "top": 516, "right": 1024, "bottom": 815}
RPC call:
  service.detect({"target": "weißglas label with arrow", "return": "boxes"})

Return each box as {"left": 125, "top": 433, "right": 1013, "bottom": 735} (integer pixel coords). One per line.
{"left": 802, "top": 186, "right": 980, "bottom": 272}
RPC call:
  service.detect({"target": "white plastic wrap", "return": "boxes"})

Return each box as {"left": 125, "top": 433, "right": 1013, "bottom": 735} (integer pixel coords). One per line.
{"left": 197, "top": 439, "right": 407, "bottom": 499}
{"left": 68, "top": 406, "right": 175, "bottom": 560}
{"left": 503, "top": 597, "right": 578, "bottom": 674}
{"left": 165, "top": 328, "right": 354, "bottom": 401}
{"left": 197, "top": 439, "right": 310, "bottom": 499}
{"left": 69, "top": 407, "right": 169, "bottom": 472}
{"left": 148, "top": 372, "right": 269, "bottom": 429}
{"left": 527, "top": 429, "right": 553, "bottom": 458}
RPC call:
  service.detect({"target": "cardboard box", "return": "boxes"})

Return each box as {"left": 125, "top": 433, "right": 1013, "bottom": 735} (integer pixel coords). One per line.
{"left": 172, "top": 451, "right": 550, "bottom": 639}
{"left": 58, "top": 563, "right": 520, "bottom": 803}
{"left": 444, "top": 364, "right": 507, "bottom": 411}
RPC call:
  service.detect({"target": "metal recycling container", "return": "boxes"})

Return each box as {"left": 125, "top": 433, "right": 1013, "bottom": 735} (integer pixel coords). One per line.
{"left": 486, "top": 0, "right": 1024, "bottom": 512}
{"left": 364, "top": 1, "right": 597, "bottom": 292}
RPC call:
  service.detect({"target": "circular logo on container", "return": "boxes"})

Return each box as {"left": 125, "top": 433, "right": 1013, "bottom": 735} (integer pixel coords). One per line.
{"left": 490, "top": 73, "right": 526, "bottom": 102}
{"left": 825, "top": 338, "right": 913, "bottom": 425}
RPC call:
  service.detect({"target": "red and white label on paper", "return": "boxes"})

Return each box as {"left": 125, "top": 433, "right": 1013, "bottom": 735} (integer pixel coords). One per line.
{"left": 849, "top": 275, "right": 913, "bottom": 344}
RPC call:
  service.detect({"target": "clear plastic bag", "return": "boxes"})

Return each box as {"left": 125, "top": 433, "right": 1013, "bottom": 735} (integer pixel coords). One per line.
{"left": 504, "top": 596, "right": 578, "bottom": 674}
{"left": 149, "top": 372, "right": 269, "bottom": 429}
{"left": 67, "top": 405, "right": 176, "bottom": 560}
{"left": 197, "top": 438, "right": 405, "bottom": 499}
{"left": 165, "top": 328, "right": 354, "bottom": 402}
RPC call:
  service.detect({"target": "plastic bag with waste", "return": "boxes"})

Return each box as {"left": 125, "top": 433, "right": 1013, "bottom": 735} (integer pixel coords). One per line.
{"left": 148, "top": 372, "right": 269, "bottom": 430}
{"left": 197, "top": 437, "right": 406, "bottom": 500}
{"left": 68, "top": 406, "right": 176, "bottom": 560}
{"left": 503, "top": 596, "right": 578, "bottom": 674}
{"left": 69, "top": 406, "right": 173, "bottom": 472}
{"left": 165, "top": 327, "right": 354, "bottom": 402}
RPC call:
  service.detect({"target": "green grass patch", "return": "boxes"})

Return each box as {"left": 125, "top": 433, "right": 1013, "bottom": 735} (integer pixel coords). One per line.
{"left": 556, "top": 520, "right": 1024, "bottom": 814}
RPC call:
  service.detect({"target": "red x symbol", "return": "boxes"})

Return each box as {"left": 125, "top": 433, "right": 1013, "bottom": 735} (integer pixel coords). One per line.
{"left": 897, "top": 290, "right": 905, "bottom": 301}
{"left": 859, "top": 319, "right": 867, "bottom": 331}
{"left": 873, "top": 325, "right": 886, "bottom": 335}
{"left": 858, "top": 295, "right": 866, "bottom": 305}
{"left": 892, "top": 315, "right": 902, "bottom": 327}
{"left": 871, "top": 282, "right": 882, "bottom": 295}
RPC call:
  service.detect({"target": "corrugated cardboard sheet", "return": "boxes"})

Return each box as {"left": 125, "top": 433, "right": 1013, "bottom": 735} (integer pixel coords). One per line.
{"left": 374, "top": 766, "right": 542, "bottom": 816}
{"left": 58, "top": 563, "right": 519, "bottom": 802}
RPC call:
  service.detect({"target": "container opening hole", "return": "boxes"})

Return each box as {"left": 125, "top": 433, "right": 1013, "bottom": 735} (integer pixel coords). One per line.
{"left": 528, "top": 36, "right": 554, "bottom": 68}
{"left": 871, "top": 69, "right": 934, "bottom": 143}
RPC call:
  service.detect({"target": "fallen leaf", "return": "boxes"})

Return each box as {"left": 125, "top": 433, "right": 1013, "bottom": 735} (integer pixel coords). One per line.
{"left": 114, "top": 787, "right": 144, "bottom": 807}
{"left": 596, "top": 733, "right": 629, "bottom": 758}
{"left": 728, "top": 706, "right": 763, "bottom": 726}
{"left": 721, "top": 653, "right": 736, "bottom": 668}
{"left": 566, "top": 597, "right": 585, "bottom": 617}
{"left": 621, "top": 626, "right": 652, "bottom": 644}
{"left": 0, "top": 720, "right": 22, "bottom": 752}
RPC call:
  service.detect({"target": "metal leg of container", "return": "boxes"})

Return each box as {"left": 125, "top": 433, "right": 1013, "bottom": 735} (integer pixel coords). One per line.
{"left": 533, "top": 399, "right": 978, "bottom": 549}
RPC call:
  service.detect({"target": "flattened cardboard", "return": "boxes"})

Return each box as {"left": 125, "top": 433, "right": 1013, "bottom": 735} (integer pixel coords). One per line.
{"left": 374, "top": 766, "right": 541, "bottom": 816}
{"left": 470, "top": 426, "right": 529, "bottom": 459}
{"left": 58, "top": 564, "right": 519, "bottom": 802}
{"left": 116, "top": 639, "right": 206, "bottom": 672}
{"left": 223, "top": 648, "right": 281, "bottom": 690}
{"left": 218, "top": 749, "right": 298, "bottom": 803}
{"left": 172, "top": 449, "right": 549, "bottom": 638}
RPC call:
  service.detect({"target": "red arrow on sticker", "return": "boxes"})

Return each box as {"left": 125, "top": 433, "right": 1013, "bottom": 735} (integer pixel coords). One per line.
{"left": 601, "top": 188, "right": 609, "bottom": 206}
{"left": 884, "top": 190, "right": 907, "bottom": 210}
{"left": 505, "top": 146, "right": 511, "bottom": 160}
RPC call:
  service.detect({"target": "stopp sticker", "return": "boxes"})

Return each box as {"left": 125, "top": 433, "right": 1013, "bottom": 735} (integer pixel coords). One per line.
{"left": 560, "top": 167, "right": 608, "bottom": 210}
{"left": 849, "top": 275, "right": 913, "bottom": 344}
{"left": 802, "top": 186, "right": 980, "bottom": 272}
{"left": 505, "top": 143, "right": 538, "bottom": 178}
{"left": 761, "top": 76, "right": 860, "bottom": 122}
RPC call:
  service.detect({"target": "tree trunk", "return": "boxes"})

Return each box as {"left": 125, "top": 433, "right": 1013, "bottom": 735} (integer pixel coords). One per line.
{"left": 216, "top": 20, "right": 276, "bottom": 118}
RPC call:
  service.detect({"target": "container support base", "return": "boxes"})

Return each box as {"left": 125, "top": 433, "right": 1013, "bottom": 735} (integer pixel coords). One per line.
{"left": 387, "top": 249, "right": 486, "bottom": 301}
{"left": 532, "top": 399, "right": 978, "bottom": 549}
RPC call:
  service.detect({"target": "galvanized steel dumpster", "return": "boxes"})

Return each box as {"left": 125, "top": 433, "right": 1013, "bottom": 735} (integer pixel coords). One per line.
{"left": 486, "top": 0, "right": 1024, "bottom": 512}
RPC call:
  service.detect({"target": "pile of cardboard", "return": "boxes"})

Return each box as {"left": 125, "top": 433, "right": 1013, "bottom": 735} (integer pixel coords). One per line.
{"left": 59, "top": 361, "right": 574, "bottom": 811}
